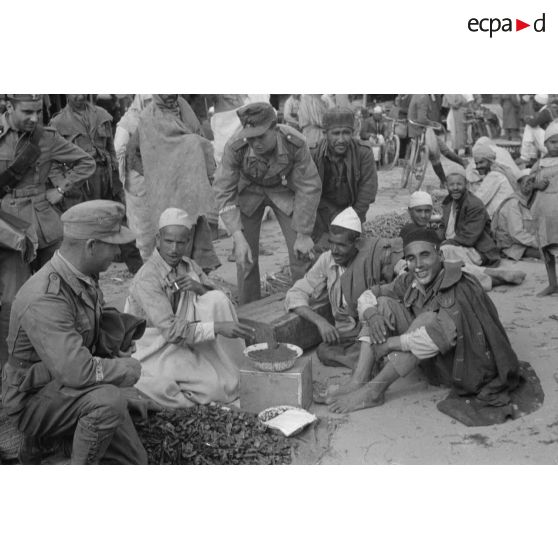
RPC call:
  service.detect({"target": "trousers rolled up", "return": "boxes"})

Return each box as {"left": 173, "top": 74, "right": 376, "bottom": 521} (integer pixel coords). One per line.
{"left": 237, "top": 198, "right": 308, "bottom": 305}
{"left": 15, "top": 381, "right": 147, "bottom": 464}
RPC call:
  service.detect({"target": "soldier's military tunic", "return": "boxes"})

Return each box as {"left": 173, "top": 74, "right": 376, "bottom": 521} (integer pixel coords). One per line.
{"left": 0, "top": 112, "right": 95, "bottom": 364}
{"left": 50, "top": 102, "right": 117, "bottom": 205}
{"left": 213, "top": 124, "right": 322, "bottom": 304}
{"left": 1, "top": 250, "right": 147, "bottom": 464}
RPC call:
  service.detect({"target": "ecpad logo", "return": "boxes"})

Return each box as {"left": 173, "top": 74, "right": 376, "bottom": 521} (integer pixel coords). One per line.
{"left": 468, "top": 12, "right": 546, "bottom": 37}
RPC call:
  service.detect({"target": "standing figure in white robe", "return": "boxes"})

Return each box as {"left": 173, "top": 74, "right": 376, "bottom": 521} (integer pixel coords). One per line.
{"left": 125, "top": 208, "right": 255, "bottom": 408}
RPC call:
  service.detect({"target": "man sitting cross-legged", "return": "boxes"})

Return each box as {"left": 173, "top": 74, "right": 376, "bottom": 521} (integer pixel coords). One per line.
{"left": 125, "top": 208, "right": 255, "bottom": 408}
{"left": 327, "top": 227, "right": 520, "bottom": 415}
{"left": 285, "top": 207, "right": 400, "bottom": 370}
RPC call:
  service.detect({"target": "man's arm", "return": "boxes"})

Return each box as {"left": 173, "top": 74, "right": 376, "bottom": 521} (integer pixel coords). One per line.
{"left": 526, "top": 108, "right": 552, "bottom": 128}
{"left": 502, "top": 200, "right": 539, "bottom": 248}
{"left": 285, "top": 254, "right": 339, "bottom": 343}
{"left": 353, "top": 145, "right": 378, "bottom": 220}
{"left": 22, "top": 296, "right": 139, "bottom": 389}
{"left": 213, "top": 142, "right": 243, "bottom": 235}
{"left": 47, "top": 130, "right": 96, "bottom": 191}
{"left": 290, "top": 143, "right": 322, "bottom": 236}
{"left": 130, "top": 276, "right": 215, "bottom": 346}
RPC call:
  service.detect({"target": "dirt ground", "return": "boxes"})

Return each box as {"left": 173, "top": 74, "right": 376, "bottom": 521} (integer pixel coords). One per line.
{"left": 100, "top": 161, "right": 558, "bottom": 465}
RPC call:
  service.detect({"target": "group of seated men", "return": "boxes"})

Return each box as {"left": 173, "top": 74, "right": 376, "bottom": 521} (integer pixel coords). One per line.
{"left": 1, "top": 99, "right": 544, "bottom": 464}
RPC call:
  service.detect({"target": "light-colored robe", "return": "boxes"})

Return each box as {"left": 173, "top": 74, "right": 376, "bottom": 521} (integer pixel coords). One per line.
{"left": 125, "top": 249, "right": 243, "bottom": 408}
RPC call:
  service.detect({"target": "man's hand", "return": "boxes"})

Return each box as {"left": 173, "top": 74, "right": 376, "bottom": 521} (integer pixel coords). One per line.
{"left": 117, "top": 341, "right": 136, "bottom": 358}
{"left": 232, "top": 231, "right": 253, "bottom": 269}
{"left": 316, "top": 318, "right": 340, "bottom": 344}
{"left": 104, "top": 357, "right": 142, "bottom": 387}
{"left": 366, "top": 314, "right": 393, "bottom": 344}
{"left": 214, "top": 321, "right": 256, "bottom": 343}
{"left": 293, "top": 233, "right": 315, "bottom": 261}
{"left": 45, "top": 188, "right": 64, "bottom": 205}
{"left": 533, "top": 178, "right": 550, "bottom": 191}
{"left": 173, "top": 275, "right": 207, "bottom": 296}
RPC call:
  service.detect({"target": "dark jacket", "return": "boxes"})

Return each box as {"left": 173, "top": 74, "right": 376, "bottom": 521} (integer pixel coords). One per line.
{"left": 370, "top": 262, "right": 520, "bottom": 401}
{"left": 442, "top": 190, "right": 500, "bottom": 266}
{"left": 311, "top": 137, "right": 377, "bottom": 221}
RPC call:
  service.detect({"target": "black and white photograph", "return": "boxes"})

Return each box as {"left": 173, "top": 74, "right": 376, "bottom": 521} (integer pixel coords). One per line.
{"left": 2, "top": 1, "right": 556, "bottom": 557}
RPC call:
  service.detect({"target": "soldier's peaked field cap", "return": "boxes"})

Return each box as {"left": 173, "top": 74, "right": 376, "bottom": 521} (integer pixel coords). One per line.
{"left": 61, "top": 200, "right": 135, "bottom": 244}
{"left": 7, "top": 94, "right": 43, "bottom": 103}
{"left": 237, "top": 102, "right": 277, "bottom": 138}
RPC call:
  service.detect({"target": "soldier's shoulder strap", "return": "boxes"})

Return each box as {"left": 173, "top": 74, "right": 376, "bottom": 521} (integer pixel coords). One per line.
{"left": 46, "top": 272, "right": 61, "bottom": 295}
{"left": 278, "top": 125, "right": 305, "bottom": 148}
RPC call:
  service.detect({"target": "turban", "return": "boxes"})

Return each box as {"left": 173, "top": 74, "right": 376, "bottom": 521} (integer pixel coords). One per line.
{"left": 331, "top": 207, "right": 362, "bottom": 233}
{"left": 444, "top": 162, "right": 467, "bottom": 179}
{"left": 159, "top": 208, "right": 195, "bottom": 230}
{"left": 408, "top": 191, "right": 433, "bottom": 208}
{"left": 544, "top": 121, "right": 558, "bottom": 142}
{"left": 534, "top": 94, "right": 549, "bottom": 105}
{"left": 402, "top": 226, "right": 441, "bottom": 248}
{"left": 323, "top": 107, "right": 355, "bottom": 130}
{"left": 472, "top": 143, "right": 496, "bottom": 161}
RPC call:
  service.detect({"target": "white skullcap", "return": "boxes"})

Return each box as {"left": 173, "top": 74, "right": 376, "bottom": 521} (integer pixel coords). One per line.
{"left": 158, "top": 208, "right": 195, "bottom": 230}
{"left": 535, "top": 94, "right": 549, "bottom": 105}
{"left": 408, "top": 191, "right": 433, "bottom": 209}
{"left": 331, "top": 207, "right": 362, "bottom": 233}
{"left": 372, "top": 105, "right": 383, "bottom": 114}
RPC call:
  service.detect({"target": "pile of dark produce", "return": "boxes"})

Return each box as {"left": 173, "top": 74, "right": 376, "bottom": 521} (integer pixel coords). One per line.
{"left": 135, "top": 405, "right": 295, "bottom": 465}
{"left": 248, "top": 345, "right": 298, "bottom": 362}
{"left": 363, "top": 212, "right": 409, "bottom": 238}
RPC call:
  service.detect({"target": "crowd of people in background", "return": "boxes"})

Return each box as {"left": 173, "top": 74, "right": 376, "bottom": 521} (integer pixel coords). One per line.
{"left": 0, "top": 92, "right": 556, "bottom": 463}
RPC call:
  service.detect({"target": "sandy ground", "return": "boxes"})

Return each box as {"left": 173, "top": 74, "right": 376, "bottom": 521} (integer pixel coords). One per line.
{"left": 100, "top": 161, "right": 558, "bottom": 464}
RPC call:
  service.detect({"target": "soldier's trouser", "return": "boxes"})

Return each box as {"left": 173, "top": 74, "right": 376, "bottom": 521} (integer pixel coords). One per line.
{"left": 16, "top": 382, "right": 147, "bottom": 464}
{"left": 0, "top": 243, "right": 59, "bottom": 367}
{"left": 238, "top": 199, "right": 308, "bottom": 305}
{"left": 362, "top": 296, "right": 439, "bottom": 378}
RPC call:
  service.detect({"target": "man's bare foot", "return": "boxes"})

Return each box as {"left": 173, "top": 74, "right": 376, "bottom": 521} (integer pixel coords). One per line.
{"left": 324, "top": 381, "right": 365, "bottom": 403}
{"left": 537, "top": 285, "right": 558, "bottom": 297}
{"left": 328, "top": 384, "right": 385, "bottom": 414}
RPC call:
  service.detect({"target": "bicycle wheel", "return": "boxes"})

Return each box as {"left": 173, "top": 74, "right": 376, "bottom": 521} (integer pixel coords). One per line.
{"left": 407, "top": 144, "right": 429, "bottom": 193}
{"left": 400, "top": 140, "right": 416, "bottom": 188}
{"left": 383, "top": 134, "right": 400, "bottom": 170}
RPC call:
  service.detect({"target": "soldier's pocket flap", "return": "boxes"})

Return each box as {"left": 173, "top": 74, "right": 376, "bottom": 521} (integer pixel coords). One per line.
{"left": 33, "top": 199, "right": 62, "bottom": 245}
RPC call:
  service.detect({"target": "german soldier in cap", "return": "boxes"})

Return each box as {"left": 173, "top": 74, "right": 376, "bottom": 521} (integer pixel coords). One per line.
{"left": 311, "top": 107, "right": 378, "bottom": 246}
{"left": 213, "top": 102, "right": 322, "bottom": 304}
{"left": 0, "top": 94, "right": 96, "bottom": 365}
{"left": 2, "top": 200, "right": 147, "bottom": 464}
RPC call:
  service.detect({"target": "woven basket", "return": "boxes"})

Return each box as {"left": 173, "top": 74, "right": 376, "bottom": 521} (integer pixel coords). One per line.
{"left": 0, "top": 409, "right": 23, "bottom": 461}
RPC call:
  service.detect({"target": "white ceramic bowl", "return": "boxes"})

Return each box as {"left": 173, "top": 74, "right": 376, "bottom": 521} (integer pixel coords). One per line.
{"left": 243, "top": 342, "right": 303, "bottom": 372}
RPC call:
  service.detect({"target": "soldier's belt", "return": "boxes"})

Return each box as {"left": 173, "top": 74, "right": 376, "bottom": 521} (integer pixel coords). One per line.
{"left": 7, "top": 356, "right": 36, "bottom": 369}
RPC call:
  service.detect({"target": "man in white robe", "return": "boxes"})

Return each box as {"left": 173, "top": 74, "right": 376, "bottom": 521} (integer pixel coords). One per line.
{"left": 125, "top": 208, "right": 255, "bottom": 408}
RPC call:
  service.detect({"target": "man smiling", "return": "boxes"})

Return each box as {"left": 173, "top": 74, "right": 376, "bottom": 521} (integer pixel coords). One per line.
{"left": 326, "top": 227, "right": 520, "bottom": 418}
{"left": 311, "top": 107, "right": 377, "bottom": 245}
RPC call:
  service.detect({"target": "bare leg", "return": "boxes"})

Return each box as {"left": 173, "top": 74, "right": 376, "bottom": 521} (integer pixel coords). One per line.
{"left": 538, "top": 248, "right": 558, "bottom": 297}
{"left": 325, "top": 342, "right": 381, "bottom": 402}
{"left": 329, "top": 361, "right": 401, "bottom": 414}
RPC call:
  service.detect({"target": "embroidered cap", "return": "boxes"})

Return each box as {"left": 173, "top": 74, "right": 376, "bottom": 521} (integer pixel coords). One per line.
{"left": 237, "top": 102, "right": 277, "bottom": 138}
{"left": 402, "top": 225, "right": 441, "bottom": 248}
{"left": 61, "top": 200, "right": 135, "bottom": 244}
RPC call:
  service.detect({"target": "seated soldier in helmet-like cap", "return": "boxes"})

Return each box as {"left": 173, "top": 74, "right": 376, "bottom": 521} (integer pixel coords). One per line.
{"left": 2, "top": 200, "right": 147, "bottom": 464}
{"left": 310, "top": 107, "right": 378, "bottom": 247}
{"left": 325, "top": 227, "right": 522, "bottom": 421}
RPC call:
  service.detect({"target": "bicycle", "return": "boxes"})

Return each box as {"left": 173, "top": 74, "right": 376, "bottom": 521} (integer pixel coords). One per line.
{"left": 382, "top": 116, "right": 402, "bottom": 170}
{"left": 400, "top": 119, "right": 442, "bottom": 193}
